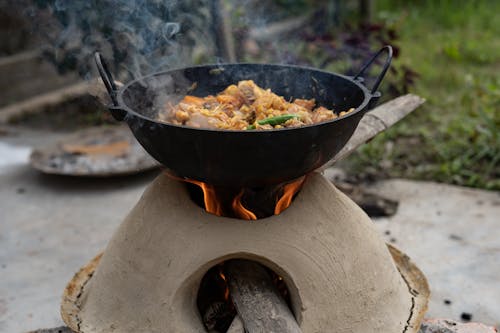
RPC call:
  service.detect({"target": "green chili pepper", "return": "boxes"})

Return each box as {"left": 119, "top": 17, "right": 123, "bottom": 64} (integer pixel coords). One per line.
{"left": 247, "top": 114, "right": 298, "bottom": 130}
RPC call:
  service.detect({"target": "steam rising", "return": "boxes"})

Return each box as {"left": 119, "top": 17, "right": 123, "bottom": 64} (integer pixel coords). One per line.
{"left": 20, "top": 0, "right": 329, "bottom": 119}
{"left": 30, "top": 0, "right": 214, "bottom": 80}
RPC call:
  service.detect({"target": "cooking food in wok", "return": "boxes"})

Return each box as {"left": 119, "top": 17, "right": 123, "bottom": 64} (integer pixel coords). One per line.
{"left": 158, "top": 80, "right": 355, "bottom": 130}
{"left": 95, "top": 46, "right": 392, "bottom": 186}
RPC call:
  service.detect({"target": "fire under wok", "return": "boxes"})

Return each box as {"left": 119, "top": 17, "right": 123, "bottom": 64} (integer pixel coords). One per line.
{"left": 95, "top": 46, "right": 392, "bottom": 187}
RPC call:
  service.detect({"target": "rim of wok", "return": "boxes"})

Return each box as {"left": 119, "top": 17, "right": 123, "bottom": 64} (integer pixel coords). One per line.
{"left": 115, "top": 63, "right": 376, "bottom": 133}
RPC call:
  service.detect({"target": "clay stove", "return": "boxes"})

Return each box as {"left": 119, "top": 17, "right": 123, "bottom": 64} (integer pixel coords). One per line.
{"left": 61, "top": 171, "right": 428, "bottom": 333}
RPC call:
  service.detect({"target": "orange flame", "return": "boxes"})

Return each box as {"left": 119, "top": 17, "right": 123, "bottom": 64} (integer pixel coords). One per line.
{"left": 169, "top": 172, "right": 305, "bottom": 219}
{"left": 231, "top": 190, "right": 257, "bottom": 220}
{"left": 183, "top": 178, "right": 224, "bottom": 216}
{"left": 219, "top": 270, "right": 230, "bottom": 301}
{"left": 274, "top": 176, "right": 306, "bottom": 215}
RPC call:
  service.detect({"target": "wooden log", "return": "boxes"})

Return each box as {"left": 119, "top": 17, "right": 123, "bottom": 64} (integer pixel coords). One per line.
{"left": 226, "top": 260, "right": 302, "bottom": 333}
{"left": 320, "top": 93, "right": 425, "bottom": 170}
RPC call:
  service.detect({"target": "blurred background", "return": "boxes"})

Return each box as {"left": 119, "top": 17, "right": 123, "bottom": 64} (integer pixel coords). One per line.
{"left": 1, "top": 0, "right": 498, "bottom": 190}
{"left": 1, "top": 1, "right": 499, "bottom": 332}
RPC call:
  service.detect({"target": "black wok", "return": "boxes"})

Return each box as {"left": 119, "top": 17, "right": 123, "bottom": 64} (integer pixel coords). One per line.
{"left": 95, "top": 46, "right": 392, "bottom": 187}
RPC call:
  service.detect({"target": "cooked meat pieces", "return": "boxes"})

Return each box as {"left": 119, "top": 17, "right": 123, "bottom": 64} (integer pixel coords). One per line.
{"left": 158, "top": 80, "right": 355, "bottom": 130}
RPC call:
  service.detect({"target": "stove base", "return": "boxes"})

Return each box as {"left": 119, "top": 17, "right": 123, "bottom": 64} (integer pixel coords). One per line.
{"left": 62, "top": 172, "right": 429, "bottom": 333}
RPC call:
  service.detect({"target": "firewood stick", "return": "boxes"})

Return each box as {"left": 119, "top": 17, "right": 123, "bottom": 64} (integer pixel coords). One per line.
{"left": 226, "top": 260, "right": 303, "bottom": 333}
{"left": 319, "top": 93, "right": 425, "bottom": 170}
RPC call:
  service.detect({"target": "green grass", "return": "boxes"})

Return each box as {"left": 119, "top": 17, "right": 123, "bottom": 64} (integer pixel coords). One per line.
{"left": 343, "top": 0, "right": 500, "bottom": 190}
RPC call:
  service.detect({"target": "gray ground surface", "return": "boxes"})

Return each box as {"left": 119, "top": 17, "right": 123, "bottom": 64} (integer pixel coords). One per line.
{"left": 1, "top": 127, "right": 499, "bottom": 332}
{"left": 0, "top": 127, "right": 158, "bottom": 333}
{"left": 370, "top": 180, "right": 500, "bottom": 328}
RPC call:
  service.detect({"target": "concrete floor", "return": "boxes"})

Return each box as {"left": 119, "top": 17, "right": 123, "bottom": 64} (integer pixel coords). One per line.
{"left": 0, "top": 127, "right": 499, "bottom": 332}
{"left": 370, "top": 179, "right": 500, "bottom": 328}
{"left": 0, "top": 127, "right": 158, "bottom": 332}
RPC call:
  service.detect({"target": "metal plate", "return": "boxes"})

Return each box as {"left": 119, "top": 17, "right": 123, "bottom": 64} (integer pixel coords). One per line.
{"left": 61, "top": 245, "right": 429, "bottom": 333}
{"left": 30, "top": 126, "right": 159, "bottom": 177}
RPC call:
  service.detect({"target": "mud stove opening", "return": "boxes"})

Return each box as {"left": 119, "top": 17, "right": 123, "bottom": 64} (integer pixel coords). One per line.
{"left": 197, "top": 259, "right": 295, "bottom": 332}
{"left": 183, "top": 175, "right": 306, "bottom": 220}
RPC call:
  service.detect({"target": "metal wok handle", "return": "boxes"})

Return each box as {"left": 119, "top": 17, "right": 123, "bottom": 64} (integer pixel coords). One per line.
{"left": 94, "top": 52, "right": 126, "bottom": 121}
{"left": 354, "top": 45, "right": 393, "bottom": 94}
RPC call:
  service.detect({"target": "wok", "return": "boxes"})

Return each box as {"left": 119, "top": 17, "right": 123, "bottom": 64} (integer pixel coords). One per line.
{"left": 95, "top": 46, "right": 392, "bottom": 187}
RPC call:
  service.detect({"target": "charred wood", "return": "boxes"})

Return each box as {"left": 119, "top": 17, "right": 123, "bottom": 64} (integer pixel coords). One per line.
{"left": 335, "top": 181, "right": 399, "bottom": 217}
{"left": 226, "top": 260, "right": 302, "bottom": 333}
